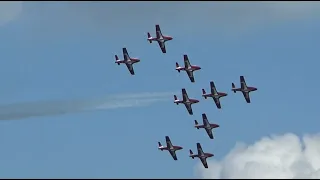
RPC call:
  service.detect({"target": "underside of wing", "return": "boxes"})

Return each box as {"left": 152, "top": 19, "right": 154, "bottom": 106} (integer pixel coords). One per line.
{"left": 205, "top": 128, "right": 214, "bottom": 139}
{"left": 184, "top": 55, "right": 191, "bottom": 68}
{"left": 156, "top": 25, "right": 162, "bottom": 39}
{"left": 157, "top": 41, "right": 166, "bottom": 53}
{"left": 169, "top": 150, "right": 178, "bottom": 160}
{"left": 243, "top": 92, "right": 251, "bottom": 103}
{"left": 197, "top": 143, "right": 204, "bottom": 156}
{"left": 125, "top": 64, "right": 135, "bottom": 75}
{"left": 165, "top": 136, "right": 173, "bottom": 148}
{"left": 202, "top": 114, "right": 209, "bottom": 125}
{"left": 182, "top": 89, "right": 189, "bottom": 102}
{"left": 240, "top": 76, "right": 247, "bottom": 89}
{"left": 185, "top": 104, "right": 193, "bottom": 115}
{"left": 210, "top": 81, "right": 218, "bottom": 94}
{"left": 122, "top": 48, "right": 130, "bottom": 60}
{"left": 213, "top": 98, "right": 221, "bottom": 109}
{"left": 200, "top": 158, "right": 209, "bottom": 168}
{"left": 186, "top": 71, "right": 195, "bottom": 82}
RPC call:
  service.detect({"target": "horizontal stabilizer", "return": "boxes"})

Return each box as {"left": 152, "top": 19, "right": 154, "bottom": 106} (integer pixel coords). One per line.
{"left": 115, "top": 55, "right": 120, "bottom": 65}
{"left": 147, "top": 32, "right": 152, "bottom": 43}
{"left": 189, "top": 149, "right": 194, "bottom": 159}
{"left": 195, "top": 120, "right": 199, "bottom": 129}
{"left": 174, "top": 95, "right": 178, "bottom": 105}
{"left": 176, "top": 62, "right": 180, "bottom": 72}
{"left": 202, "top": 89, "right": 207, "bottom": 99}
{"left": 232, "top": 83, "right": 236, "bottom": 93}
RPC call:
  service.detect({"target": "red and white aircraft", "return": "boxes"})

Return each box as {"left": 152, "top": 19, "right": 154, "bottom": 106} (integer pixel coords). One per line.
{"left": 194, "top": 113, "right": 220, "bottom": 139}
{"left": 158, "top": 136, "right": 183, "bottom": 161}
{"left": 147, "top": 24, "right": 173, "bottom": 53}
{"left": 189, "top": 143, "right": 214, "bottom": 169}
{"left": 115, "top": 48, "right": 140, "bottom": 75}
{"left": 202, "top": 81, "right": 228, "bottom": 109}
{"left": 176, "top": 55, "right": 201, "bottom": 83}
{"left": 232, "top": 76, "right": 257, "bottom": 103}
{"left": 174, "top": 88, "right": 200, "bottom": 115}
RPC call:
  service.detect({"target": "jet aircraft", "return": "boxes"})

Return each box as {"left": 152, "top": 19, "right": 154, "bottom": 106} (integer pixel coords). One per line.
{"left": 194, "top": 113, "right": 220, "bottom": 139}
{"left": 115, "top": 48, "right": 140, "bottom": 75}
{"left": 202, "top": 81, "right": 228, "bottom": 109}
{"left": 147, "top": 24, "right": 173, "bottom": 53}
{"left": 175, "top": 55, "right": 201, "bottom": 83}
{"left": 174, "top": 88, "right": 199, "bottom": 115}
{"left": 189, "top": 143, "right": 214, "bottom": 168}
{"left": 158, "top": 136, "right": 183, "bottom": 160}
{"left": 231, "top": 76, "right": 257, "bottom": 103}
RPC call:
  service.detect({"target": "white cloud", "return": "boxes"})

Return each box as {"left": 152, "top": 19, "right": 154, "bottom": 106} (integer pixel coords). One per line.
{"left": 196, "top": 133, "right": 320, "bottom": 179}
{"left": 0, "top": 2, "right": 23, "bottom": 26}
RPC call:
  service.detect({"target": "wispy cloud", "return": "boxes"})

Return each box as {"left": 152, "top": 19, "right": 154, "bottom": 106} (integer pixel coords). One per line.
{"left": 0, "top": 91, "right": 174, "bottom": 120}
{"left": 195, "top": 133, "right": 320, "bottom": 179}
{"left": 24, "top": 2, "right": 320, "bottom": 36}
{"left": 0, "top": 2, "right": 22, "bottom": 26}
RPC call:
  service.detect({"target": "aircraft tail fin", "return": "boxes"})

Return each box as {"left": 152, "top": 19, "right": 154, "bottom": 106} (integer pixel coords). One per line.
{"left": 115, "top": 55, "right": 120, "bottom": 65}
{"left": 189, "top": 149, "right": 194, "bottom": 159}
{"left": 174, "top": 95, "right": 179, "bottom": 105}
{"left": 158, "top": 142, "right": 163, "bottom": 151}
{"left": 232, "top": 83, "right": 236, "bottom": 93}
{"left": 175, "top": 62, "right": 180, "bottom": 72}
{"left": 194, "top": 120, "right": 199, "bottom": 129}
{"left": 202, "top": 89, "right": 207, "bottom": 99}
{"left": 147, "top": 33, "right": 152, "bottom": 43}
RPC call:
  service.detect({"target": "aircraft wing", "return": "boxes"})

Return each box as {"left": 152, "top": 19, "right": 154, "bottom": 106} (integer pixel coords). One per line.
{"left": 182, "top": 88, "right": 189, "bottom": 102}
{"left": 240, "top": 76, "right": 247, "bottom": 89}
{"left": 125, "top": 63, "right": 135, "bottom": 75}
{"left": 184, "top": 104, "right": 193, "bottom": 115}
{"left": 200, "top": 157, "right": 209, "bottom": 168}
{"left": 205, "top": 128, "right": 214, "bottom": 139}
{"left": 169, "top": 150, "right": 178, "bottom": 160}
{"left": 242, "top": 91, "right": 251, "bottom": 103}
{"left": 202, "top": 113, "right": 209, "bottom": 126}
{"left": 156, "top": 24, "right": 162, "bottom": 39}
{"left": 165, "top": 136, "right": 173, "bottom": 149}
{"left": 186, "top": 71, "right": 195, "bottom": 82}
{"left": 183, "top": 55, "right": 191, "bottom": 69}
{"left": 122, "top": 48, "right": 130, "bottom": 60}
{"left": 210, "top": 81, "right": 218, "bottom": 95}
{"left": 213, "top": 98, "right": 221, "bottom": 109}
{"left": 157, "top": 41, "right": 166, "bottom": 53}
{"left": 197, "top": 143, "right": 205, "bottom": 156}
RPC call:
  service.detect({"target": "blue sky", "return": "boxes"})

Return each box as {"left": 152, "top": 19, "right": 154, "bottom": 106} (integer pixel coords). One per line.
{"left": 1, "top": 2, "right": 320, "bottom": 178}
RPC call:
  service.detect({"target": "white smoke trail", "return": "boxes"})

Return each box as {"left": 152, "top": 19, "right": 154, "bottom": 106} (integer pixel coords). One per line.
{"left": 0, "top": 91, "right": 174, "bottom": 120}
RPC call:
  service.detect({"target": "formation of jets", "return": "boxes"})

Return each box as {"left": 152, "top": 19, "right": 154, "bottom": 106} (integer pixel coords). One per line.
{"left": 115, "top": 24, "right": 258, "bottom": 169}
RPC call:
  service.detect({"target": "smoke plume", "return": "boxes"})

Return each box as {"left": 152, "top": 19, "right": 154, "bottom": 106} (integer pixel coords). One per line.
{"left": 0, "top": 91, "right": 174, "bottom": 120}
